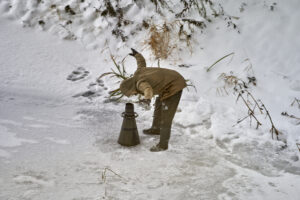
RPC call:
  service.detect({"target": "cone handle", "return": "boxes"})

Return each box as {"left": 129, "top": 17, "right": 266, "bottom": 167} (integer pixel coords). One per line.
{"left": 122, "top": 112, "right": 138, "bottom": 118}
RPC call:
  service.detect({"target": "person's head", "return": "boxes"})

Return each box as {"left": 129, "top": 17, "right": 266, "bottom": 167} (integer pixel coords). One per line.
{"left": 120, "top": 77, "right": 137, "bottom": 97}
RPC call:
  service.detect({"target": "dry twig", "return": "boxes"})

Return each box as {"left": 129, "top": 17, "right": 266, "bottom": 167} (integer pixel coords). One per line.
{"left": 281, "top": 112, "right": 300, "bottom": 120}
{"left": 185, "top": 79, "right": 197, "bottom": 92}
{"left": 246, "top": 91, "right": 263, "bottom": 114}
{"left": 234, "top": 115, "right": 250, "bottom": 127}
{"left": 259, "top": 101, "right": 281, "bottom": 140}
{"left": 297, "top": 143, "right": 300, "bottom": 152}
{"left": 235, "top": 90, "right": 282, "bottom": 140}
{"left": 102, "top": 167, "right": 125, "bottom": 183}
{"left": 236, "top": 92, "right": 262, "bottom": 129}
{"left": 102, "top": 167, "right": 126, "bottom": 198}
{"left": 217, "top": 72, "right": 247, "bottom": 96}
{"left": 291, "top": 98, "right": 300, "bottom": 109}
{"left": 219, "top": 69, "right": 282, "bottom": 141}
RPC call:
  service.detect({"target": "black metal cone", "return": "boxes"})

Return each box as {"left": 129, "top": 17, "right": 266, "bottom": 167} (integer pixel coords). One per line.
{"left": 125, "top": 103, "right": 134, "bottom": 114}
{"left": 118, "top": 103, "right": 140, "bottom": 146}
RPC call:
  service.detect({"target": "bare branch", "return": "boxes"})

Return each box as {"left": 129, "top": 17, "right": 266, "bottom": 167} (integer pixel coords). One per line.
{"left": 102, "top": 167, "right": 126, "bottom": 198}
{"left": 237, "top": 92, "right": 262, "bottom": 129}
{"left": 281, "top": 112, "right": 300, "bottom": 120}
{"left": 297, "top": 143, "right": 300, "bottom": 152}
{"left": 246, "top": 91, "right": 263, "bottom": 114}
{"left": 259, "top": 102, "right": 281, "bottom": 140}
{"left": 102, "top": 167, "right": 125, "bottom": 183}
{"left": 291, "top": 98, "right": 300, "bottom": 109}
{"left": 233, "top": 114, "right": 250, "bottom": 127}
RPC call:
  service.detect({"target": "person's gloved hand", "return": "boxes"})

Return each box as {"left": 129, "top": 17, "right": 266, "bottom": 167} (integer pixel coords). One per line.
{"left": 137, "top": 81, "right": 153, "bottom": 102}
{"left": 140, "top": 98, "right": 151, "bottom": 106}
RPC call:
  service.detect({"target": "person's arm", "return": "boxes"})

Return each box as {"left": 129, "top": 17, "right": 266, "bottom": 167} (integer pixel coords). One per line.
{"left": 137, "top": 82, "right": 153, "bottom": 99}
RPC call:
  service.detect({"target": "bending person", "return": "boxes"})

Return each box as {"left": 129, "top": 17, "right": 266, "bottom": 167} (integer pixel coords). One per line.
{"left": 120, "top": 49, "right": 187, "bottom": 152}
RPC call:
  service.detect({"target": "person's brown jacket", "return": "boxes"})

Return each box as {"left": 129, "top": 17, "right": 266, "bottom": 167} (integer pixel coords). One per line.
{"left": 120, "top": 50, "right": 186, "bottom": 100}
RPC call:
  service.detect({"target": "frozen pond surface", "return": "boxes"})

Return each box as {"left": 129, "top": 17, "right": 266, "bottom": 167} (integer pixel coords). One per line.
{"left": 0, "top": 18, "right": 299, "bottom": 200}
{"left": 0, "top": 86, "right": 236, "bottom": 200}
{"left": 0, "top": 87, "right": 236, "bottom": 199}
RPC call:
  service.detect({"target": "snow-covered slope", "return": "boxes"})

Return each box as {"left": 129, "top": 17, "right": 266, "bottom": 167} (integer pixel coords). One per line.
{"left": 0, "top": 0, "right": 300, "bottom": 199}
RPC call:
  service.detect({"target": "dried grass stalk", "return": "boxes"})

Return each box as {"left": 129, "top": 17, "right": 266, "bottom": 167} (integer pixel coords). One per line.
{"left": 102, "top": 167, "right": 126, "bottom": 198}
{"left": 206, "top": 52, "right": 234, "bottom": 72}
{"left": 147, "top": 23, "right": 176, "bottom": 60}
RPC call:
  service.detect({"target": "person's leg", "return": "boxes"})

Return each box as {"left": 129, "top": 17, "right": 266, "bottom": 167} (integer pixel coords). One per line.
{"left": 143, "top": 96, "right": 162, "bottom": 135}
{"left": 152, "top": 96, "right": 162, "bottom": 130}
{"left": 150, "top": 91, "right": 182, "bottom": 151}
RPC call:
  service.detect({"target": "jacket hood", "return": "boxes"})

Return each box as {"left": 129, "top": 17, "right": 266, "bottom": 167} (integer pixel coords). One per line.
{"left": 129, "top": 48, "right": 146, "bottom": 68}
{"left": 129, "top": 48, "right": 138, "bottom": 56}
{"left": 134, "top": 53, "right": 146, "bottom": 68}
{"left": 120, "top": 77, "right": 137, "bottom": 97}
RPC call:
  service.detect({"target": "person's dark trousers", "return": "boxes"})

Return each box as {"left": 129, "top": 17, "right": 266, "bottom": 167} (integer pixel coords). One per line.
{"left": 151, "top": 90, "right": 182, "bottom": 148}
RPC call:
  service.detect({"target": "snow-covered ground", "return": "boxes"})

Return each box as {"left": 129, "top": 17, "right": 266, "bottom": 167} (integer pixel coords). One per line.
{"left": 0, "top": 0, "right": 300, "bottom": 199}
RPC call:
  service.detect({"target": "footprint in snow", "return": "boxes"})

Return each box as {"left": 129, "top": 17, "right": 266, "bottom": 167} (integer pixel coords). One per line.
{"left": 289, "top": 80, "right": 300, "bottom": 91}
{"left": 0, "top": 1, "right": 12, "bottom": 13}
{"left": 14, "top": 171, "right": 55, "bottom": 187}
{"left": 67, "top": 66, "right": 90, "bottom": 82}
{"left": 73, "top": 78, "right": 107, "bottom": 99}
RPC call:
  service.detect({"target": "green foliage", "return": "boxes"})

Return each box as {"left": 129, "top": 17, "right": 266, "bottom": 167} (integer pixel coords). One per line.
{"left": 98, "top": 55, "right": 132, "bottom": 101}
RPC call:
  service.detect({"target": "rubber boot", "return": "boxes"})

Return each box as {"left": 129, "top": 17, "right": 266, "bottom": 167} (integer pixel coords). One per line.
{"left": 143, "top": 128, "right": 160, "bottom": 135}
{"left": 150, "top": 143, "right": 168, "bottom": 152}
{"left": 143, "top": 96, "right": 161, "bottom": 135}
{"left": 158, "top": 127, "right": 170, "bottom": 149}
